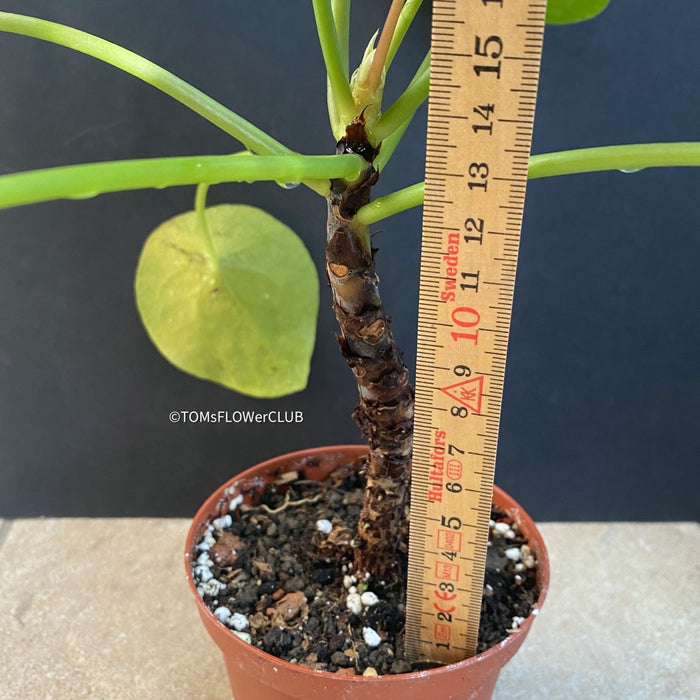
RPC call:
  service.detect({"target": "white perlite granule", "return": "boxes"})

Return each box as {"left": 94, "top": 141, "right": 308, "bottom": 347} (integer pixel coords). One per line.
{"left": 213, "top": 606, "right": 231, "bottom": 623}
{"left": 197, "top": 579, "right": 225, "bottom": 597}
{"left": 196, "top": 552, "right": 213, "bottom": 566}
{"left": 362, "top": 627, "right": 382, "bottom": 647}
{"left": 193, "top": 565, "right": 213, "bottom": 582}
{"left": 346, "top": 592, "right": 362, "bottom": 615}
{"left": 360, "top": 591, "right": 379, "bottom": 607}
{"left": 505, "top": 547, "right": 522, "bottom": 561}
{"left": 212, "top": 514, "right": 233, "bottom": 529}
{"left": 230, "top": 612, "right": 249, "bottom": 631}
{"left": 228, "top": 494, "right": 244, "bottom": 512}
{"left": 315, "top": 519, "right": 333, "bottom": 534}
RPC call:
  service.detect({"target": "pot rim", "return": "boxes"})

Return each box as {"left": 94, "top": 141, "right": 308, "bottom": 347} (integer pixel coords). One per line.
{"left": 185, "top": 444, "right": 549, "bottom": 683}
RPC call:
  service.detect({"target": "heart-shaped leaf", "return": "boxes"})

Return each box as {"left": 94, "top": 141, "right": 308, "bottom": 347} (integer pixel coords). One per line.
{"left": 135, "top": 204, "right": 319, "bottom": 398}
{"left": 546, "top": 0, "right": 611, "bottom": 25}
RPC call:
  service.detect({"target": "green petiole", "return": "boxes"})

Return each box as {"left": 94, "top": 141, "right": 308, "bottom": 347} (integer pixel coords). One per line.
{"left": 358, "top": 142, "right": 700, "bottom": 225}
{"left": 385, "top": 0, "right": 424, "bottom": 71}
{"left": 0, "top": 153, "right": 364, "bottom": 210}
{"left": 373, "top": 51, "right": 430, "bottom": 170}
{"left": 313, "top": 0, "right": 355, "bottom": 132}
{"left": 527, "top": 143, "right": 700, "bottom": 179}
{"left": 0, "top": 12, "right": 291, "bottom": 158}
{"left": 5, "top": 140, "right": 697, "bottom": 217}
{"left": 372, "top": 52, "right": 429, "bottom": 143}
{"left": 331, "top": 0, "right": 351, "bottom": 75}
{"left": 356, "top": 182, "right": 423, "bottom": 226}
{"left": 326, "top": 0, "right": 352, "bottom": 141}
{"left": 194, "top": 183, "right": 218, "bottom": 265}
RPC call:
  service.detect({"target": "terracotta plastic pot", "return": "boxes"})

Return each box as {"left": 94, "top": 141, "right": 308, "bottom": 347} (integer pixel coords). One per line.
{"left": 185, "top": 445, "right": 549, "bottom": 700}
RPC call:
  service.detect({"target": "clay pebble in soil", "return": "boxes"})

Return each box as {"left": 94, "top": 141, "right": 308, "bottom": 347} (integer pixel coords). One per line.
{"left": 192, "top": 460, "right": 539, "bottom": 676}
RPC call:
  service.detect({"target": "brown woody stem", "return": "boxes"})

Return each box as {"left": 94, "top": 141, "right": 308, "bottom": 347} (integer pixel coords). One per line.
{"left": 326, "top": 118, "right": 414, "bottom": 584}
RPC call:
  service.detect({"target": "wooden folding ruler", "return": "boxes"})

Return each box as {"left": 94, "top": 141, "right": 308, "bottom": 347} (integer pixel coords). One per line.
{"left": 405, "top": 0, "right": 547, "bottom": 664}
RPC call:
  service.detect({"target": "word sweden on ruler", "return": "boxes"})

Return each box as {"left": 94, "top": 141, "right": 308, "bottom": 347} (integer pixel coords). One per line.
{"left": 405, "top": 0, "right": 547, "bottom": 665}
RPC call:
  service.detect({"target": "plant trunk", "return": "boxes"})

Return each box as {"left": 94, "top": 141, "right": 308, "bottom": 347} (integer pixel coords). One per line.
{"left": 325, "top": 120, "right": 414, "bottom": 584}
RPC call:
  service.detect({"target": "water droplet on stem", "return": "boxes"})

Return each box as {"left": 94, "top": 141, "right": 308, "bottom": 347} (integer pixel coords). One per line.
{"left": 69, "top": 191, "right": 98, "bottom": 200}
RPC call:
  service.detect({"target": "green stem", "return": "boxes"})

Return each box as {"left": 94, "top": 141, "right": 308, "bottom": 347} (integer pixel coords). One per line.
{"left": 194, "top": 183, "right": 218, "bottom": 264}
{"left": 386, "top": 0, "right": 423, "bottom": 70}
{"left": 374, "top": 117, "right": 412, "bottom": 172}
{"left": 331, "top": 0, "right": 351, "bottom": 74}
{"left": 373, "top": 51, "right": 430, "bottom": 170}
{"left": 326, "top": 0, "right": 352, "bottom": 140}
{"left": 372, "top": 51, "right": 429, "bottom": 143}
{"left": 356, "top": 182, "right": 423, "bottom": 225}
{"left": 0, "top": 153, "right": 364, "bottom": 210}
{"left": 358, "top": 142, "right": 700, "bottom": 224}
{"left": 528, "top": 143, "right": 700, "bottom": 179}
{"left": 313, "top": 0, "right": 355, "bottom": 127}
{"left": 0, "top": 12, "right": 291, "bottom": 157}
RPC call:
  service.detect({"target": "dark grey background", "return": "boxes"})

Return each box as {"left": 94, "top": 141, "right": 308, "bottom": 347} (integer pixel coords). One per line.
{"left": 0, "top": 1, "right": 698, "bottom": 520}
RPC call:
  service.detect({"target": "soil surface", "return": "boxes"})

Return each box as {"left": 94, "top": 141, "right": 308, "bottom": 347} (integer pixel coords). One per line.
{"left": 191, "top": 458, "right": 539, "bottom": 676}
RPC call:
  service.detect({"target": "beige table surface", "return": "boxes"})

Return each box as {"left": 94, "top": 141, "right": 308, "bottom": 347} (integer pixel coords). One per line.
{"left": 0, "top": 519, "right": 697, "bottom": 699}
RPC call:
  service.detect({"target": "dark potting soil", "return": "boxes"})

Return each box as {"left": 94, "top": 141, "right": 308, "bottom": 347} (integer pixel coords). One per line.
{"left": 191, "top": 458, "right": 539, "bottom": 676}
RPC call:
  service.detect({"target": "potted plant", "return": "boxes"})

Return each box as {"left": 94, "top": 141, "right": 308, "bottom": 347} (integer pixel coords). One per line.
{"left": 1, "top": 1, "right": 698, "bottom": 698}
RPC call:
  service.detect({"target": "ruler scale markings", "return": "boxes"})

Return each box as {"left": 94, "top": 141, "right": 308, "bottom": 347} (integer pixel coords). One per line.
{"left": 405, "top": 0, "right": 545, "bottom": 665}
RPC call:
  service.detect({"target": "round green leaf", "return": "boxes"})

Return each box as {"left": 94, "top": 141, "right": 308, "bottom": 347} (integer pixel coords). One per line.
{"left": 546, "top": 0, "right": 611, "bottom": 25}
{"left": 135, "top": 204, "right": 319, "bottom": 398}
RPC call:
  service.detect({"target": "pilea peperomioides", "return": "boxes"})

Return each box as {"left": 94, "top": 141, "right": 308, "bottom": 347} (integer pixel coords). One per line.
{"left": 1, "top": 0, "right": 698, "bottom": 584}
